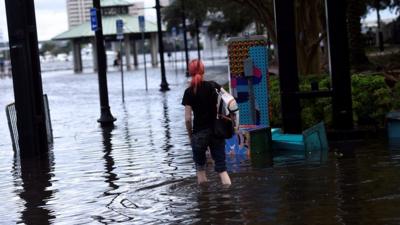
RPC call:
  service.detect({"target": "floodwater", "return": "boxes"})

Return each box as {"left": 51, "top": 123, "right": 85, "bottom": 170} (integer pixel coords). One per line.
{"left": 0, "top": 64, "right": 400, "bottom": 224}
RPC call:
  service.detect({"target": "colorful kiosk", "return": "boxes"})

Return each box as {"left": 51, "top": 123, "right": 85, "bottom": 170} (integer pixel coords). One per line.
{"left": 225, "top": 36, "right": 328, "bottom": 160}
{"left": 225, "top": 36, "right": 271, "bottom": 157}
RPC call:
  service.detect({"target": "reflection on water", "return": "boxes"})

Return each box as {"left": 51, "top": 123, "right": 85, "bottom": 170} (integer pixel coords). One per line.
{"left": 0, "top": 68, "right": 400, "bottom": 224}
{"left": 101, "top": 126, "right": 119, "bottom": 194}
{"left": 162, "top": 93, "right": 172, "bottom": 153}
{"left": 15, "top": 153, "right": 55, "bottom": 224}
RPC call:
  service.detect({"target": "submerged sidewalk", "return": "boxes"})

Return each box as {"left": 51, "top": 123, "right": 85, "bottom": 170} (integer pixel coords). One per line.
{"left": 204, "top": 64, "right": 229, "bottom": 85}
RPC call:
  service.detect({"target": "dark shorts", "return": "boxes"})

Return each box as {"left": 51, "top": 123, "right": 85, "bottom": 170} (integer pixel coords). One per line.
{"left": 191, "top": 128, "right": 227, "bottom": 173}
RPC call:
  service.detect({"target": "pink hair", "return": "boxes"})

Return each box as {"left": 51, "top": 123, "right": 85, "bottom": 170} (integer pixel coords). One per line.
{"left": 189, "top": 59, "right": 204, "bottom": 94}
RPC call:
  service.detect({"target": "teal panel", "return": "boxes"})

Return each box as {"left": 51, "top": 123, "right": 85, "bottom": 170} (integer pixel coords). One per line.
{"left": 249, "top": 46, "right": 269, "bottom": 126}
{"left": 272, "top": 132, "right": 304, "bottom": 151}
{"left": 272, "top": 133, "right": 303, "bottom": 143}
{"left": 271, "top": 128, "right": 282, "bottom": 135}
{"left": 272, "top": 140, "right": 305, "bottom": 151}
{"left": 302, "top": 122, "right": 329, "bottom": 152}
{"left": 387, "top": 120, "right": 400, "bottom": 139}
{"left": 238, "top": 101, "right": 252, "bottom": 125}
{"left": 302, "top": 122, "right": 328, "bottom": 161}
{"left": 386, "top": 111, "right": 400, "bottom": 139}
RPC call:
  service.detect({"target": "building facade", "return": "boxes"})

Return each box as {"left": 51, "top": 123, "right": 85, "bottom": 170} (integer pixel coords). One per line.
{"left": 66, "top": 0, "right": 145, "bottom": 28}
{"left": 66, "top": 0, "right": 92, "bottom": 28}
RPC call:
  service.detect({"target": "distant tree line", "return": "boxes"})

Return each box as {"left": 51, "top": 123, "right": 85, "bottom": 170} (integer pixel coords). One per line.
{"left": 39, "top": 41, "right": 71, "bottom": 56}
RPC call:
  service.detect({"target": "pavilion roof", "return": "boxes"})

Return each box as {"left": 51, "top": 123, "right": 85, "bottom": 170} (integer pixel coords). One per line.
{"left": 52, "top": 15, "right": 163, "bottom": 40}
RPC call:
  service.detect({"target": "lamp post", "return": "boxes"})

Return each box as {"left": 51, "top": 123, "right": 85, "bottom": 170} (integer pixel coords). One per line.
{"left": 155, "top": 0, "right": 170, "bottom": 91}
{"left": 92, "top": 0, "right": 116, "bottom": 126}
{"left": 195, "top": 19, "right": 201, "bottom": 60}
{"left": 181, "top": 0, "right": 190, "bottom": 77}
{"left": 5, "top": 0, "right": 49, "bottom": 157}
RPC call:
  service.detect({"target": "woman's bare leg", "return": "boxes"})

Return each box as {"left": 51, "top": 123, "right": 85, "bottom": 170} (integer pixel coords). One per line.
{"left": 196, "top": 171, "right": 208, "bottom": 184}
{"left": 219, "top": 171, "right": 231, "bottom": 185}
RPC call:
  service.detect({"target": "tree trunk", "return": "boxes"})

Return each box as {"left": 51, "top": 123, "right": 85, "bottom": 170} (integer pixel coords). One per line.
{"left": 347, "top": 0, "right": 370, "bottom": 71}
{"left": 233, "top": 0, "right": 328, "bottom": 76}
{"left": 295, "top": 0, "right": 324, "bottom": 76}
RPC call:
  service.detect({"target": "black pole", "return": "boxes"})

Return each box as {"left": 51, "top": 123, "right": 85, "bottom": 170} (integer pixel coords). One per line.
{"left": 325, "top": 0, "right": 353, "bottom": 130}
{"left": 93, "top": 0, "right": 116, "bottom": 126}
{"left": 5, "top": 0, "right": 48, "bottom": 158}
{"left": 376, "top": 4, "right": 384, "bottom": 52}
{"left": 141, "top": 31, "right": 148, "bottom": 91}
{"left": 273, "top": 0, "right": 302, "bottom": 133}
{"left": 210, "top": 36, "right": 215, "bottom": 66}
{"left": 195, "top": 20, "right": 201, "bottom": 60}
{"left": 181, "top": 0, "right": 190, "bottom": 76}
{"left": 155, "top": 0, "right": 170, "bottom": 91}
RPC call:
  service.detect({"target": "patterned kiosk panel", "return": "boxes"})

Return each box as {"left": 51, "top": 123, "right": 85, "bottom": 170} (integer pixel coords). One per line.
{"left": 227, "top": 37, "right": 269, "bottom": 126}
{"left": 225, "top": 36, "right": 271, "bottom": 157}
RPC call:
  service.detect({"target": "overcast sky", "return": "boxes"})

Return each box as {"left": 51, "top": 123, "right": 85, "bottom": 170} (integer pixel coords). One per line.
{"left": 0, "top": 1, "right": 398, "bottom": 42}
{"left": 0, "top": 0, "right": 156, "bottom": 42}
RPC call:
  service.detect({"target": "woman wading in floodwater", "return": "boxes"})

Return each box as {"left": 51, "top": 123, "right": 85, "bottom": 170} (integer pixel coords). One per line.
{"left": 182, "top": 59, "right": 231, "bottom": 185}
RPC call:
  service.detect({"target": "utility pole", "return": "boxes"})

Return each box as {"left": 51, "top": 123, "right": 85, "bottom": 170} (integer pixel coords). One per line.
{"left": 181, "top": 0, "right": 190, "bottom": 76}
{"left": 155, "top": 0, "right": 170, "bottom": 91}
{"left": 92, "top": 0, "right": 116, "bottom": 126}
{"left": 5, "top": 0, "right": 49, "bottom": 158}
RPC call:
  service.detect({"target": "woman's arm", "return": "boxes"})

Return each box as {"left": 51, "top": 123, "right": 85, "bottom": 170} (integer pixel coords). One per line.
{"left": 184, "top": 105, "right": 193, "bottom": 140}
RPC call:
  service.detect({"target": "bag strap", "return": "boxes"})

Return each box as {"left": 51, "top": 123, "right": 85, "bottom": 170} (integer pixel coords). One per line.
{"left": 216, "top": 88, "right": 223, "bottom": 119}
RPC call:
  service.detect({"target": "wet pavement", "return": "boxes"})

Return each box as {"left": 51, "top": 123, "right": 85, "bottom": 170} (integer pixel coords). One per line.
{"left": 0, "top": 63, "right": 400, "bottom": 224}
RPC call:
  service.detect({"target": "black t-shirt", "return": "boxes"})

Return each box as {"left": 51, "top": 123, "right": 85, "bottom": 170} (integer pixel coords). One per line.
{"left": 182, "top": 81, "right": 220, "bottom": 133}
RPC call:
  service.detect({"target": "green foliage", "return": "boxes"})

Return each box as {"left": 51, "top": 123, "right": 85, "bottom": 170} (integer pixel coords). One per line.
{"left": 39, "top": 41, "right": 71, "bottom": 56}
{"left": 268, "top": 73, "right": 398, "bottom": 129}
{"left": 269, "top": 75, "right": 282, "bottom": 127}
{"left": 40, "top": 42, "right": 57, "bottom": 55}
{"left": 162, "top": 0, "right": 207, "bottom": 31}
{"left": 352, "top": 74, "right": 393, "bottom": 126}
{"left": 299, "top": 76, "right": 332, "bottom": 128}
{"left": 269, "top": 75, "right": 332, "bottom": 128}
{"left": 206, "top": 2, "right": 256, "bottom": 37}
{"left": 162, "top": 0, "right": 255, "bottom": 38}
